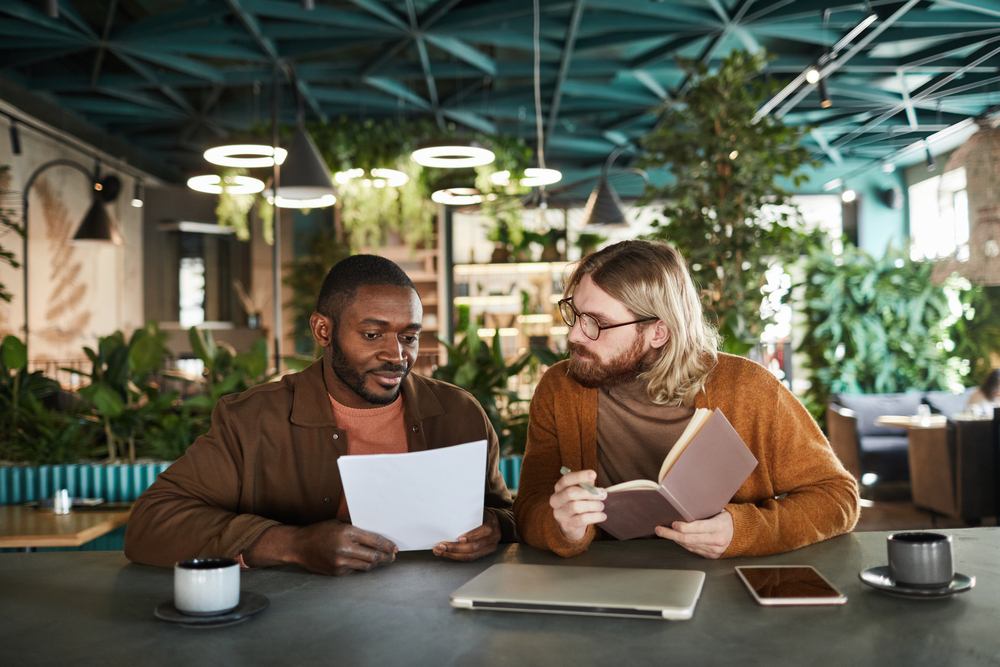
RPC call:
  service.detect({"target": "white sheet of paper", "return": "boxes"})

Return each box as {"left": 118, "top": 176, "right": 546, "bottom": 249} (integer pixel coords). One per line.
{"left": 337, "top": 440, "right": 487, "bottom": 551}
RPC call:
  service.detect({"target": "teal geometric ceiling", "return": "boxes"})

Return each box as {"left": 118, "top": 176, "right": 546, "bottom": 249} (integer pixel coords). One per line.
{"left": 2, "top": 0, "right": 1000, "bottom": 196}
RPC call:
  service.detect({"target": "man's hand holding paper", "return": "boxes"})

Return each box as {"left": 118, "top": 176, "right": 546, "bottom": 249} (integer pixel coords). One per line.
{"left": 338, "top": 440, "right": 488, "bottom": 552}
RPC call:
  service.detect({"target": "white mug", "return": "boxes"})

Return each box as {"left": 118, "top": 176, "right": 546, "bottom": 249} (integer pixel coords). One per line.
{"left": 174, "top": 558, "right": 240, "bottom": 616}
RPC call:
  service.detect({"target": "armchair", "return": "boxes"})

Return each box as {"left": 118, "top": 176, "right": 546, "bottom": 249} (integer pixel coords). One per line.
{"left": 826, "top": 392, "right": 923, "bottom": 484}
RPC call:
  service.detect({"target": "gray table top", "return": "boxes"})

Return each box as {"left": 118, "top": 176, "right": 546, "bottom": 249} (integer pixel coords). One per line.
{"left": 2, "top": 528, "right": 998, "bottom": 667}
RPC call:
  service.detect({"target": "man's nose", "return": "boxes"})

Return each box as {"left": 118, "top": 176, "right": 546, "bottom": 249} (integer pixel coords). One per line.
{"left": 379, "top": 337, "right": 405, "bottom": 363}
{"left": 566, "top": 318, "right": 589, "bottom": 345}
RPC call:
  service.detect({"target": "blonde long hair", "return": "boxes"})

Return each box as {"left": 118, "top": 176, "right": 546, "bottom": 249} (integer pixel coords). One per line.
{"left": 565, "top": 240, "right": 720, "bottom": 406}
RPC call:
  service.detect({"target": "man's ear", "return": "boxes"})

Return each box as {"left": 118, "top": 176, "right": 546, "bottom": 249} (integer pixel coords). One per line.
{"left": 647, "top": 319, "right": 670, "bottom": 350}
{"left": 310, "top": 312, "right": 334, "bottom": 348}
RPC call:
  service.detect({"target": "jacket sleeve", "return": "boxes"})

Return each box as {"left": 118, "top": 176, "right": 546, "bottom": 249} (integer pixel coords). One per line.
{"left": 124, "top": 399, "right": 280, "bottom": 567}
{"left": 479, "top": 401, "right": 518, "bottom": 543}
{"left": 722, "top": 376, "right": 860, "bottom": 558}
{"left": 513, "top": 369, "right": 596, "bottom": 557}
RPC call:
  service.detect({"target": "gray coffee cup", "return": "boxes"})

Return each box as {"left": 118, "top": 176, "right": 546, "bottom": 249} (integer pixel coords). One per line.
{"left": 887, "top": 532, "right": 954, "bottom": 587}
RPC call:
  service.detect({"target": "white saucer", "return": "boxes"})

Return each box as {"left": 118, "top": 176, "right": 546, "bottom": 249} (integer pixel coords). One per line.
{"left": 155, "top": 592, "right": 269, "bottom": 627}
{"left": 858, "top": 566, "right": 975, "bottom": 599}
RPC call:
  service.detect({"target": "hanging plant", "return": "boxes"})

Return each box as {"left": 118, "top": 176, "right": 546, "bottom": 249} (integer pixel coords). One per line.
{"left": 336, "top": 159, "right": 436, "bottom": 251}
{"left": 211, "top": 118, "right": 535, "bottom": 251}
{"left": 214, "top": 168, "right": 255, "bottom": 241}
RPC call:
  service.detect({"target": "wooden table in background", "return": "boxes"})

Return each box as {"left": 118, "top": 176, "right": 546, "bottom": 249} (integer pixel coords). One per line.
{"left": 874, "top": 414, "right": 947, "bottom": 429}
{"left": 0, "top": 504, "right": 131, "bottom": 549}
{"left": 876, "top": 415, "right": 997, "bottom": 520}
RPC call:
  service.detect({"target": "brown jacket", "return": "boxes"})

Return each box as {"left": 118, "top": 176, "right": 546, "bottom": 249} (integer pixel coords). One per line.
{"left": 512, "top": 355, "right": 859, "bottom": 558}
{"left": 124, "top": 360, "right": 516, "bottom": 567}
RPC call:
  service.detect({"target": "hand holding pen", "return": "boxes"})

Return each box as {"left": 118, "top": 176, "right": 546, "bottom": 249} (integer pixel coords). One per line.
{"left": 551, "top": 466, "right": 607, "bottom": 542}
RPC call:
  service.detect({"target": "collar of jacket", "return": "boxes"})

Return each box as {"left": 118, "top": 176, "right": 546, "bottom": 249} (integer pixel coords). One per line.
{"left": 289, "top": 359, "right": 446, "bottom": 427}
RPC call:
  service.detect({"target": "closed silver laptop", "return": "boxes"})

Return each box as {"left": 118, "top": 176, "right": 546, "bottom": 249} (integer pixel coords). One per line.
{"left": 450, "top": 564, "right": 705, "bottom": 620}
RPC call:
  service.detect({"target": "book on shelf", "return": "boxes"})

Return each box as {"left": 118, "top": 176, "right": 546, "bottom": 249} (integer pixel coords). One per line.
{"left": 598, "top": 408, "right": 758, "bottom": 541}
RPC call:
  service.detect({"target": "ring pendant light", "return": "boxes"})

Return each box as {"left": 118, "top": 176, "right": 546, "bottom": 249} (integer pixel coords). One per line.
{"left": 204, "top": 145, "right": 288, "bottom": 169}
{"left": 412, "top": 143, "right": 495, "bottom": 168}
{"left": 187, "top": 174, "right": 265, "bottom": 195}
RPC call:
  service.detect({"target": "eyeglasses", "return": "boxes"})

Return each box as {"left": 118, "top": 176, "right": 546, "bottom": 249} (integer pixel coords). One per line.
{"left": 558, "top": 298, "right": 657, "bottom": 341}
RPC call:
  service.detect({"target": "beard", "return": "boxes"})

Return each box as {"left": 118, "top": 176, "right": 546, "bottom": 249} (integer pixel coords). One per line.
{"left": 328, "top": 337, "right": 411, "bottom": 406}
{"left": 567, "top": 332, "right": 647, "bottom": 389}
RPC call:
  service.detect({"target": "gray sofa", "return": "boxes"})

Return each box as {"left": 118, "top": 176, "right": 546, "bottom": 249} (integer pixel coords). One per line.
{"left": 826, "top": 389, "right": 975, "bottom": 483}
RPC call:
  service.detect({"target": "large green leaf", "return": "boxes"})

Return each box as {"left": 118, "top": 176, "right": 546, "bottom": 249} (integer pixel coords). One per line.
{"left": 129, "top": 332, "right": 164, "bottom": 376}
{"left": 234, "top": 338, "right": 268, "bottom": 380}
{"left": 189, "top": 327, "right": 214, "bottom": 365}
{"left": 79, "top": 382, "right": 124, "bottom": 418}
{"left": 1, "top": 335, "right": 26, "bottom": 370}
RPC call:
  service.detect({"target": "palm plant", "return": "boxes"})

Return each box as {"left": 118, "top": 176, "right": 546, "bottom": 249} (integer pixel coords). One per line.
{"left": 433, "top": 322, "right": 533, "bottom": 455}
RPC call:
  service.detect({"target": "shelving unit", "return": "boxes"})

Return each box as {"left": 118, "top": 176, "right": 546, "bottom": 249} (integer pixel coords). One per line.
{"left": 453, "top": 261, "right": 572, "bottom": 358}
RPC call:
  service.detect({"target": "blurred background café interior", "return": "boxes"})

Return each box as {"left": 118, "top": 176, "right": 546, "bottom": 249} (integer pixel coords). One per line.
{"left": 2, "top": 0, "right": 1000, "bottom": 549}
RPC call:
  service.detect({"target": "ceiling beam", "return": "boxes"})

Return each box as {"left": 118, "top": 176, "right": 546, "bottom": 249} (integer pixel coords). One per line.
{"left": 112, "top": 50, "right": 198, "bottom": 116}
{"left": 764, "top": 0, "right": 921, "bottom": 121}
{"left": 346, "top": 0, "right": 409, "bottom": 31}
{"left": 829, "top": 40, "right": 1000, "bottom": 151}
{"left": 224, "top": 0, "right": 327, "bottom": 122}
{"left": 404, "top": 0, "right": 443, "bottom": 128}
{"left": 90, "top": 0, "right": 119, "bottom": 87}
{"left": 810, "top": 129, "right": 843, "bottom": 165}
{"left": 545, "top": 0, "right": 585, "bottom": 154}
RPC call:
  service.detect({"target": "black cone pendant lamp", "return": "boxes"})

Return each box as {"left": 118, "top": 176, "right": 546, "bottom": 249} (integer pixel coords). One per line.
{"left": 73, "top": 173, "right": 123, "bottom": 244}
{"left": 581, "top": 177, "right": 627, "bottom": 227}
{"left": 74, "top": 197, "right": 123, "bottom": 244}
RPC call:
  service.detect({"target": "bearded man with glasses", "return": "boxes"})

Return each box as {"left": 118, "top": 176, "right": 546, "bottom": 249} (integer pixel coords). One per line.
{"left": 513, "top": 240, "right": 859, "bottom": 559}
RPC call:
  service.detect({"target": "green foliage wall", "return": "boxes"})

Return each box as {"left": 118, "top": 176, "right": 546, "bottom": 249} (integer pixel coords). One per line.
{"left": 800, "top": 244, "right": 966, "bottom": 422}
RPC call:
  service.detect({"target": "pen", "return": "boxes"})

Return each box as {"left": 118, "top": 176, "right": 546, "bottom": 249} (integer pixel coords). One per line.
{"left": 560, "top": 466, "right": 600, "bottom": 495}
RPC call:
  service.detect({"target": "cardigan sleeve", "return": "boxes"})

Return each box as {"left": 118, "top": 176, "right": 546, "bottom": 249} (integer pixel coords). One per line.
{"left": 513, "top": 366, "right": 596, "bottom": 557}
{"left": 720, "top": 365, "right": 860, "bottom": 557}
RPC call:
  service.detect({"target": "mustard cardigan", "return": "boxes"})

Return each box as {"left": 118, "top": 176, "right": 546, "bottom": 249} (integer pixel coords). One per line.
{"left": 512, "top": 354, "right": 859, "bottom": 558}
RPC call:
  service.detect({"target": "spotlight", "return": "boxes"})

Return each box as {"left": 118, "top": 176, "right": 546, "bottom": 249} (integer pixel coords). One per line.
{"left": 925, "top": 145, "right": 936, "bottom": 171}
{"left": 841, "top": 189, "right": 856, "bottom": 203}
{"left": 8, "top": 121, "right": 20, "bottom": 155}
{"left": 818, "top": 78, "right": 832, "bottom": 108}
{"left": 805, "top": 68, "right": 820, "bottom": 85}
{"left": 881, "top": 162, "right": 896, "bottom": 174}
{"left": 131, "top": 182, "right": 144, "bottom": 208}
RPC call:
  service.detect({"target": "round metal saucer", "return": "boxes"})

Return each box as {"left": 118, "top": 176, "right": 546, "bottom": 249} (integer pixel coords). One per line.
{"left": 858, "top": 567, "right": 975, "bottom": 599}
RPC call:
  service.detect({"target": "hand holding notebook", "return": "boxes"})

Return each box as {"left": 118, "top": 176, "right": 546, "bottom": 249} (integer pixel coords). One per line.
{"left": 598, "top": 408, "right": 757, "bottom": 541}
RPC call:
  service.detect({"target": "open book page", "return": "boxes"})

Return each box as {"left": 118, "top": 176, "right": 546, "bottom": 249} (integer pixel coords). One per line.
{"left": 656, "top": 408, "right": 713, "bottom": 483}
{"left": 605, "top": 479, "right": 660, "bottom": 492}
{"left": 604, "top": 408, "right": 713, "bottom": 493}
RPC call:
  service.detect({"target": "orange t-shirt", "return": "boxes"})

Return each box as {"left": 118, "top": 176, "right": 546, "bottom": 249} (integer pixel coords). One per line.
{"left": 328, "top": 393, "right": 408, "bottom": 520}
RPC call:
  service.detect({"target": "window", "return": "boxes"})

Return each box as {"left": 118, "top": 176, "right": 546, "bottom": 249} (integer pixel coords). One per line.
{"left": 909, "top": 168, "right": 969, "bottom": 261}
